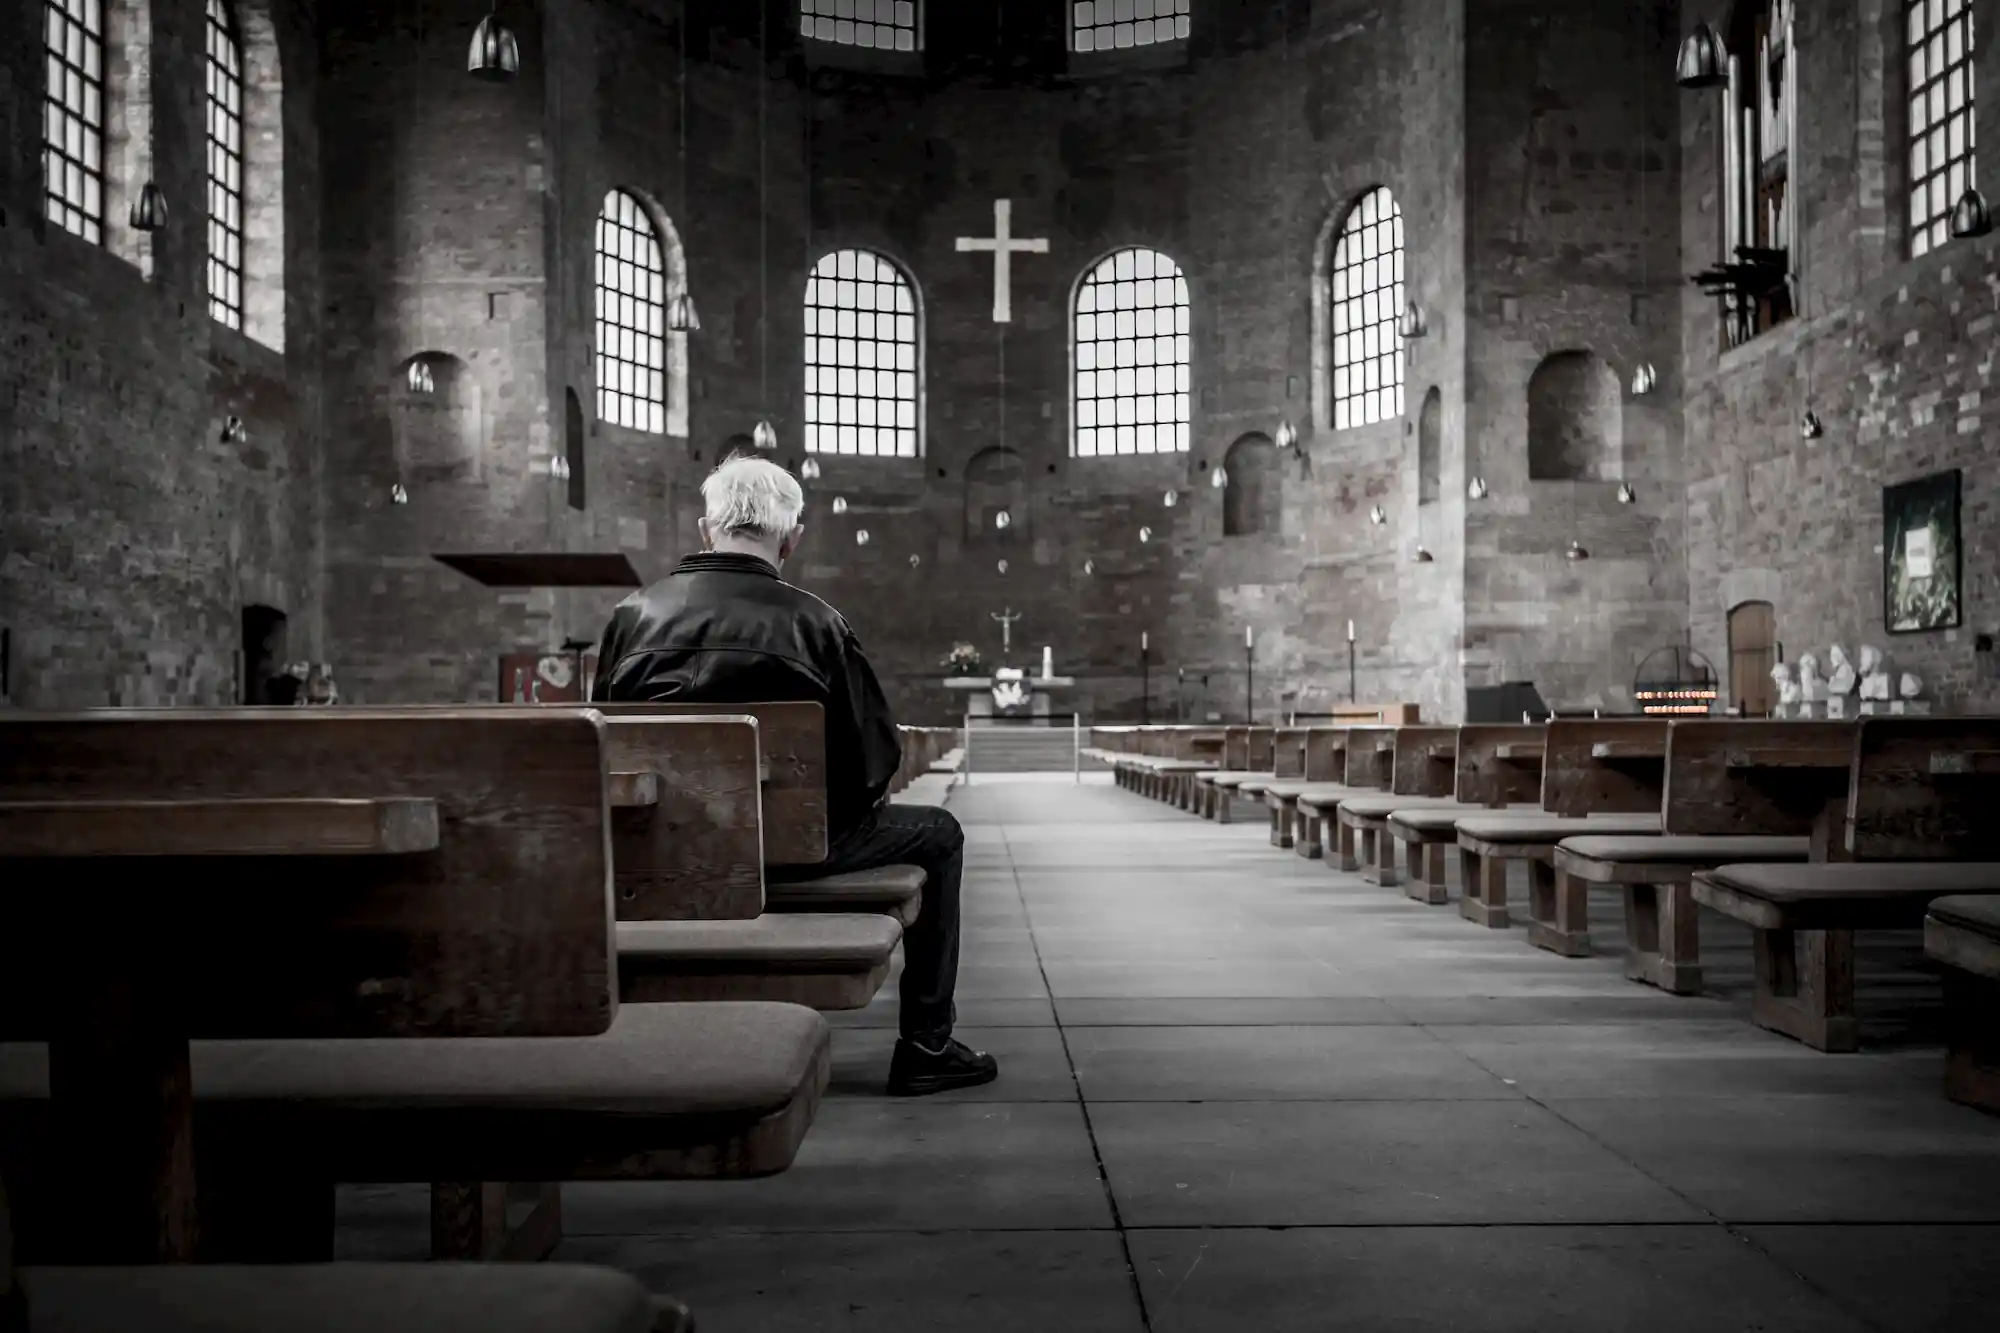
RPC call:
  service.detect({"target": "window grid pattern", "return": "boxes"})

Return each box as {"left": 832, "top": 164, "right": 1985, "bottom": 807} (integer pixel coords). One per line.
{"left": 801, "top": 0, "right": 918, "bottom": 51}
{"left": 1331, "top": 188, "right": 1406, "bottom": 430}
{"left": 1073, "top": 0, "right": 1189, "bottom": 51}
{"left": 1908, "top": 0, "right": 1975, "bottom": 257}
{"left": 1073, "top": 248, "right": 1191, "bottom": 458}
{"left": 206, "top": 0, "right": 245, "bottom": 328}
{"left": 43, "top": 0, "right": 105, "bottom": 244}
{"left": 805, "top": 250, "right": 920, "bottom": 458}
{"left": 595, "top": 191, "right": 667, "bottom": 434}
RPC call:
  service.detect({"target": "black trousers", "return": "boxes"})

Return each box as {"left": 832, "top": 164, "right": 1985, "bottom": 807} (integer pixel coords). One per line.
{"left": 773, "top": 802, "right": 964, "bottom": 1042}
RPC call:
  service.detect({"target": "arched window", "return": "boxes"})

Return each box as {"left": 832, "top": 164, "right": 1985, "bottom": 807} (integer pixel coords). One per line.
{"left": 44, "top": 0, "right": 107, "bottom": 244}
{"left": 1908, "top": 0, "right": 1975, "bottom": 257}
{"left": 206, "top": 0, "right": 245, "bottom": 328}
{"left": 1072, "top": 0, "right": 1189, "bottom": 52}
{"left": 595, "top": 190, "right": 668, "bottom": 434}
{"left": 1330, "top": 187, "right": 1405, "bottom": 430}
{"left": 1073, "top": 247, "right": 1191, "bottom": 457}
{"left": 805, "top": 249, "right": 921, "bottom": 458}
{"left": 801, "top": 0, "right": 920, "bottom": 51}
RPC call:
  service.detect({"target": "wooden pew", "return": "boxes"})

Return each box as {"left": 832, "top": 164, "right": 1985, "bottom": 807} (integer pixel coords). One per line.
{"left": 1248, "top": 728, "right": 1309, "bottom": 847}
{"left": 1925, "top": 895, "right": 2000, "bottom": 1113}
{"left": 1452, "top": 724, "right": 1662, "bottom": 930}
{"left": 1542, "top": 720, "right": 1809, "bottom": 993}
{"left": 1333, "top": 726, "right": 1460, "bottom": 886}
{"left": 1386, "top": 724, "right": 1545, "bottom": 905}
{"left": 1692, "top": 717, "right": 2000, "bottom": 1051}
{"left": 1284, "top": 728, "right": 1358, "bottom": 859}
{"left": 1196, "top": 727, "right": 1277, "bottom": 822}
{"left": 0, "top": 709, "right": 830, "bottom": 1266}
{"left": 1300, "top": 726, "right": 1396, "bottom": 872}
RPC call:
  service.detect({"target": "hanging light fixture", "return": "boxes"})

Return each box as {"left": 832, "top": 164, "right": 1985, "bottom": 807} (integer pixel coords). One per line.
{"left": 831, "top": 496, "right": 848, "bottom": 515}
{"left": 549, "top": 455, "right": 571, "bottom": 482}
{"left": 995, "top": 509, "right": 1012, "bottom": 530}
{"left": 1951, "top": 188, "right": 1994, "bottom": 240}
{"left": 1369, "top": 505, "right": 1387, "bottom": 526}
{"left": 407, "top": 359, "right": 434, "bottom": 394}
{"left": 1617, "top": 481, "right": 1637, "bottom": 504}
{"left": 129, "top": 181, "right": 168, "bottom": 231}
{"left": 468, "top": 5, "right": 521, "bottom": 82}
{"left": 800, "top": 457, "right": 821, "bottom": 481}
{"left": 1398, "top": 300, "right": 1428, "bottom": 340}
{"left": 1565, "top": 538, "right": 1591, "bottom": 561}
{"left": 855, "top": 529, "right": 870, "bottom": 546}
{"left": 1083, "top": 559, "right": 1095, "bottom": 575}
{"left": 1410, "top": 544, "right": 1435, "bottom": 564}
{"left": 1675, "top": 22, "right": 1728, "bottom": 89}
{"left": 390, "top": 483, "right": 410, "bottom": 506}
{"left": 1799, "top": 410, "right": 1824, "bottom": 439}
{"left": 1139, "top": 527, "right": 1153, "bottom": 544}
{"left": 997, "top": 559, "right": 1009, "bottom": 574}
{"left": 1163, "top": 489, "right": 1179, "bottom": 508}
{"left": 1468, "top": 476, "right": 1490, "bottom": 500}
{"left": 668, "top": 291, "right": 702, "bottom": 333}
{"left": 752, "top": 420, "right": 778, "bottom": 451}
{"left": 909, "top": 553, "right": 921, "bottom": 568}
{"left": 1274, "top": 419, "right": 1299, "bottom": 453}
{"left": 1210, "top": 465, "right": 1228, "bottom": 489}
{"left": 220, "top": 416, "right": 247, "bottom": 445}
{"left": 1631, "top": 362, "right": 1658, "bottom": 395}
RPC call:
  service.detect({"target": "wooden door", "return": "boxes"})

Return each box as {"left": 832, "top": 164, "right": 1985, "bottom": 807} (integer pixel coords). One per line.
{"left": 1728, "top": 601, "right": 1777, "bottom": 716}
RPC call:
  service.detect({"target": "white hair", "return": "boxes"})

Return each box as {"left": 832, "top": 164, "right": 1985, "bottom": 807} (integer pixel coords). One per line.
{"left": 701, "top": 455, "right": 805, "bottom": 539}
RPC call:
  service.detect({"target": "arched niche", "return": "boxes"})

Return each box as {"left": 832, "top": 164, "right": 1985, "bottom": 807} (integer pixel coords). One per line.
{"left": 1527, "top": 350, "right": 1622, "bottom": 481}
{"left": 1417, "top": 386, "right": 1442, "bottom": 505}
{"left": 392, "top": 353, "right": 483, "bottom": 483}
{"left": 564, "top": 387, "right": 586, "bottom": 511}
{"left": 1222, "top": 432, "right": 1281, "bottom": 537}
{"left": 963, "top": 446, "right": 1029, "bottom": 546}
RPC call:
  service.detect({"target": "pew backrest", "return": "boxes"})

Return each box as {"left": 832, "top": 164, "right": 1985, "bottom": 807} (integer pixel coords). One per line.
{"left": 0, "top": 709, "right": 617, "bottom": 1040}
{"left": 1662, "top": 719, "right": 1856, "bottom": 843}
{"left": 1343, "top": 727, "right": 1396, "bottom": 789}
{"left": 1540, "top": 718, "right": 1670, "bottom": 816}
{"left": 1247, "top": 727, "right": 1276, "bottom": 770}
{"left": 1273, "top": 728, "right": 1308, "bottom": 780}
{"left": 1849, "top": 717, "right": 2000, "bottom": 860}
{"left": 1454, "top": 725, "right": 1546, "bottom": 807}
{"left": 1303, "top": 727, "right": 1351, "bottom": 781}
{"left": 1390, "top": 726, "right": 1460, "bottom": 797}
{"left": 601, "top": 715, "right": 764, "bottom": 920}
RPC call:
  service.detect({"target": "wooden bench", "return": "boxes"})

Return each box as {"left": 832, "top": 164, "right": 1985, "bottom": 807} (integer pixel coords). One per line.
{"left": 1387, "top": 724, "right": 1546, "bottom": 905}
{"left": 1334, "top": 726, "right": 1459, "bottom": 886}
{"left": 1250, "top": 728, "right": 1309, "bottom": 847}
{"left": 1692, "top": 717, "right": 2000, "bottom": 1052}
{"left": 0, "top": 710, "right": 830, "bottom": 1266}
{"left": 1272, "top": 728, "right": 1356, "bottom": 860}
{"left": 1925, "top": 895, "right": 2000, "bottom": 1114}
{"left": 1297, "top": 727, "right": 1399, "bottom": 872}
{"left": 1195, "top": 727, "right": 1276, "bottom": 823}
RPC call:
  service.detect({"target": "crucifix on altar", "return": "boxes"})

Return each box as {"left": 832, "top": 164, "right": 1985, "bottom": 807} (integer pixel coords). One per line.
{"left": 940, "top": 605, "right": 1075, "bottom": 723}
{"left": 990, "top": 607, "right": 1022, "bottom": 656}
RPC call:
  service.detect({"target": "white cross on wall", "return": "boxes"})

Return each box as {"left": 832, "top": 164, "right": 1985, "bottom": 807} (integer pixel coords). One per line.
{"left": 955, "top": 199, "right": 1049, "bottom": 324}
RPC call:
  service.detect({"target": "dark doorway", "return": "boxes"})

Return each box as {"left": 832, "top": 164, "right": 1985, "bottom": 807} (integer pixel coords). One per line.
{"left": 241, "top": 605, "right": 289, "bottom": 705}
{"left": 1728, "top": 600, "right": 1777, "bottom": 716}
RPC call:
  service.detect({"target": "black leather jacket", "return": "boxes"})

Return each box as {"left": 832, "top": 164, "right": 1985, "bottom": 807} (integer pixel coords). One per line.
{"left": 590, "top": 552, "right": 902, "bottom": 841}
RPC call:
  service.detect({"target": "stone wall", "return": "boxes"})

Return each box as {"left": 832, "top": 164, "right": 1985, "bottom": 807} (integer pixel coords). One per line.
{"left": 0, "top": 0, "right": 322, "bottom": 708}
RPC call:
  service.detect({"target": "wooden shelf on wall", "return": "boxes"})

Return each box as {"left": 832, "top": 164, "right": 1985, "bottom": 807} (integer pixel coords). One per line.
{"left": 432, "top": 553, "right": 643, "bottom": 588}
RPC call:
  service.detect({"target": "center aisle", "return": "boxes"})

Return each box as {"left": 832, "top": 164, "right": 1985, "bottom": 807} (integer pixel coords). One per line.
{"left": 355, "top": 774, "right": 2000, "bottom": 1330}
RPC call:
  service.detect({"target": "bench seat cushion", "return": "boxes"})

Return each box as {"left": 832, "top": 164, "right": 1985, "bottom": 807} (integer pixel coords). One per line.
{"left": 1295, "top": 785, "right": 1361, "bottom": 811}
{"left": 1263, "top": 780, "right": 1314, "bottom": 799}
{"left": 1930, "top": 893, "right": 2000, "bottom": 942}
{"left": 1558, "top": 835, "right": 1810, "bottom": 865}
{"left": 1695, "top": 862, "right": 2000, "bottom": 931}
{"left": 1238, "top": 777, "right": 1278, "bottom": 797}
{"left": 1457, "top": 814, "right": 1661, "bottom": 845}
{"left": 1387, "top": 803, "right": 1534, "bottom": 835}
{"left": 18, "top": 1264, "right": 668, "bottom": 1333}
{"left": 1927, "top": 895, "right": 2000, "bottom": 980}
{"left": 0, "top": 1001, "right": 830, "bottom": 1182}
{"left": 619, "top": 915, "right": 901, "bottom": 967}
{"left": 1212, "top": 772, "right": 1275, "bottom": 790}
{"left": 1338, "top": 794, "right": 1461, "bottom": 821}
{"left": 765, "top": 864, "right": 925, "bottom": 927}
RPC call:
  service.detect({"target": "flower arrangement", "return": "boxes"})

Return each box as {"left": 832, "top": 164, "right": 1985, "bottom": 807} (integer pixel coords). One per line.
{"left": 943, "top": 643, "right": 984, "bottom": 677}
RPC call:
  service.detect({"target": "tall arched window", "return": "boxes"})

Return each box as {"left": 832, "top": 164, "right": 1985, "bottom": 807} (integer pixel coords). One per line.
{"left": 1330, "top": 187, "right": 1405, "bottom": 430}
{"left": 1073, "top": 247, "right": 1191, "bottom": 457}
{"left": 44, "top": 0, "right": 107, "bottom": 244}
{"left": 1908, "top": 0, "right": 1975, "bottom": 257}
{"left": 206, "top": 0, "right": 245, "bottom": 328}
{"left": 595, "top": 190, "right": 667, "bottom": 434}
{"left": 805, "top": 249, "right": 921, "bottom": 458}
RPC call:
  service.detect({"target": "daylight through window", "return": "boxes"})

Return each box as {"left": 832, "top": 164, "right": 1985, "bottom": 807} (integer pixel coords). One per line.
{"left": 1072, "top": 0, "right": 1189, "bottom": 52}
{"left": 44, "top": 0, "right": 105, "bottom": 245}
{"left": 802, "top": 0, "right": 919, "bottom": 52}
{"left": 1909, "top": 0, "right": 1976, "bottom": 257}
{"left": 595, "top": 190, "right": 667, "bottom": 434}
{"left": 1073, "top": 248, "right": 1191, "bottom": 458}
{"left": 1330, "top": 187, "right": 1406, "bottom": 430}
{"left": 206, "top": 0, "right": 246, "bottom": 329}
{"left": 805, "top": 250, "right": 921, "bottom": 458}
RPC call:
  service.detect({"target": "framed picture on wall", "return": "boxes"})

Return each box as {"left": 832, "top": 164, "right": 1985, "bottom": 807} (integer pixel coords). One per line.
{"left": 1883, "top": 469, "right": 1963, "bottom": 634}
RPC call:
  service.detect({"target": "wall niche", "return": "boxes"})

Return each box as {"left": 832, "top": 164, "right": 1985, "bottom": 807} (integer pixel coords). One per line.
{"left": 1526, "top": 350, "right": 1621, "bottom": 482}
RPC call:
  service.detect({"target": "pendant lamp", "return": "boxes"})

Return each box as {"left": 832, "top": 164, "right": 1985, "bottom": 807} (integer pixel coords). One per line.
{"left": 752, "top": 420, "right": 778, "bottom": 451}
{"left": 407, "top": 360, "right": 434, "bottom": 395}
{"left": 1800, "top": 411, "right": 1824, "bottom": 440}
{"left": 1274, "top": 419, "right": 1299, "bottom": 453}
{"left": 800, "top": 457, "right": 821, "bottom": 481}
{"left": 1398, "top": 300, "right": 1428, "bottom": 339}
{"left": 1565, "top": 538, "right": 1590, "bottom": 562}
{"left": 1951, "top": 187, "right": 1994, "bottom": 240}
{"left": 1210, "top": 465, "right": 1228, "bottom": 489}
{"left": 1631, "top": 363, "right": 1658, "bottom": 395}
{"left": 831, "top": 496, "right": 848, "bottom": 515}
{"left": 130, "top": 181, "right": 168, "bottom": 231}
{"left": 1675, "top": 23, "right": 1728, "bottom": 89}
{"left": 468, "top": 7, "right": 521, "bottom": 81}
{"left": 668, "top": 291, "right": 702, "bottom": 333}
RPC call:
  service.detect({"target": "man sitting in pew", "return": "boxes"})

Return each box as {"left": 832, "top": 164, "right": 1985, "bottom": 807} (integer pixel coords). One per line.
{"left": 592, "top": 455, "right": 999, "bottom": 1096}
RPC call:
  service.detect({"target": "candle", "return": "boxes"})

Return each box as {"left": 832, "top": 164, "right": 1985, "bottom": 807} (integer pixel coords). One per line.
{"left": 1043, "top": 645, "right": 1054, "bottom": 680}
{"left": 1142, "top": 631, "right": 1149, "bottom": 652}
{"left": 1245, "top": 626, "right": 1254, "bottom": 649}
{"left": 1347, "top": 619, "right": 1355, "bottom": 643}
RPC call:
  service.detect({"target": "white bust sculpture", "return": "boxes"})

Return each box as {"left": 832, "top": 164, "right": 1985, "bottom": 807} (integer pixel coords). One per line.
{"left": 1900, "top": 671, "right": 1925, "bottom": 700}
{"left": 1770, "top": 662, "right": 1800, "bottom": 708}
{"left": 1827, "top": 644, "right": 1858, "bottom": 696}
{"left": 1859, "top": 645, "right": 1891, "bottom": 700}
{"left": 1797, "top": 652, "right": 1823, "bottom": 702}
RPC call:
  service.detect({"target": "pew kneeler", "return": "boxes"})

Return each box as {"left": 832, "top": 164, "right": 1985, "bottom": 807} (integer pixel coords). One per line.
{"left": 1693, "top": 863, "right": 2000, "bottom": 1052}
{"left": 1926, "top": 896, "right": 2000, "bottom": 1114}
{"left": 1549, "top": 836, "right": 1809, "bottom": 993}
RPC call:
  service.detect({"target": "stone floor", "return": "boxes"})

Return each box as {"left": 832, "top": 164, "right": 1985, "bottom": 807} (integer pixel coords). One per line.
{"left": 340, "top": 774, "right": 2000, "bottom": 1331}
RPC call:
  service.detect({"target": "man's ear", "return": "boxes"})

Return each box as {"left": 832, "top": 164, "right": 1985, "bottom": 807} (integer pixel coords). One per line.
{"left": 778, "top": 523, "right": 805, "bottom": 562}
{"left": 697, "top": 518, "right": 715, "bottom": 550}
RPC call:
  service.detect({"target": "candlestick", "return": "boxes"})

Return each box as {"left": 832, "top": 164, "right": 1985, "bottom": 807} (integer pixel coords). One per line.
{"left": 1142, "top": 631, "right": 1149, "bottom": 652}
{"left": 1245, "top": 626, "right": 1254, "bottom": 649}
{"left": 1042, "top": 645, "right": 1053, "bottom": 680}
{"left": 1347, "top": 619, "right": 1355, "bottom": 643}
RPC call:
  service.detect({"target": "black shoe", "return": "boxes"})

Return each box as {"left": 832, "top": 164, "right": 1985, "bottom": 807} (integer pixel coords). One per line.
{"left": 887, "top": 1037, "right": 999, "bottom": 1097}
